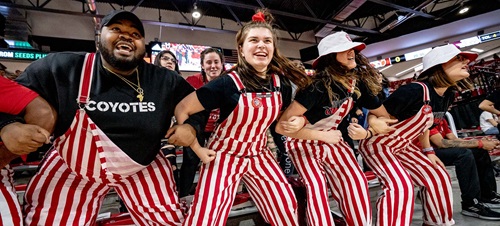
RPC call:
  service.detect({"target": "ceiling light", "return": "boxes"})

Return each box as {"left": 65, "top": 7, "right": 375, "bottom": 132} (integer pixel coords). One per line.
{"left": 192, "top": 3, "right": 201, "bottom": 19}
{"left": 470, "top": 48, "right": 484, "bottom": 53}
{"left": 459, "top": 7, "right": 469, "bottom": 14}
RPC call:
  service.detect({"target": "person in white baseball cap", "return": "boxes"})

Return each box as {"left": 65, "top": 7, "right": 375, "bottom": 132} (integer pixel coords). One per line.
{"left": 276, "top": 31, "right": 395, "bottom": 225}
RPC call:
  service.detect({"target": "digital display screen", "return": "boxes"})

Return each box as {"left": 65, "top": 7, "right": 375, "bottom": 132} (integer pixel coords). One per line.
{"left": 151, "top": 42, "right": 211, "bottom": 72}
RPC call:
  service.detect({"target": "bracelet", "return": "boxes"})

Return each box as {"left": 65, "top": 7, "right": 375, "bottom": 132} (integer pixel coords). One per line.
{"left": 424, "top": 151, "right": 436, "bottom": 155}
{"left": 364, "top": 129, "right": 370, "bottom": 139}
{"left": 477, "top": 139, "right": 484, "bottom": 149}
{"left": 422, "top": 147, "right": 434, "bottom": 153}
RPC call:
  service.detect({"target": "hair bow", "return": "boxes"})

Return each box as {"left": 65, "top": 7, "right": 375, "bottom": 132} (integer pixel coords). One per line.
{"left": 252, "top": 12, "right": 265, "bottom": 22}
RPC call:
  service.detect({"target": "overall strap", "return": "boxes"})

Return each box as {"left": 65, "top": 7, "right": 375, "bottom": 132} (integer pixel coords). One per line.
{"left": 272, "top": 74, "right": 281, "bottom": 91}
{"left": 413, "top": 82, "right": 430, "bottom": 103}
{"left": 77, "top": 53, "right": 97, "bottom": 105}
{"left": 228, "top": 71, "right": 246, "bottom": 92}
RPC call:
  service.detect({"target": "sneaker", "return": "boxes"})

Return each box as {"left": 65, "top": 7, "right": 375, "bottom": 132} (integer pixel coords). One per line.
{"left": 461, "top": 199, "right": 500, "bottom": 220}
{"left": 483, "top": 192, "right": 500, "bottom": 209}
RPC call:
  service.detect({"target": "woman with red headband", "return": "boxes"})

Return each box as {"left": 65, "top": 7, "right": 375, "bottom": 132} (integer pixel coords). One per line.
{"left": 169, "top": 8, "right": 310, "bottom": 226}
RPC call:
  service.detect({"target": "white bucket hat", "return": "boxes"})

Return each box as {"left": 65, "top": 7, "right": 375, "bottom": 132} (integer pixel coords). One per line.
{"left": 420, "top": 44, "right": 478, "bottom": 75}
{"left": 312, "top": 31, "right": 366, "bottom": 68}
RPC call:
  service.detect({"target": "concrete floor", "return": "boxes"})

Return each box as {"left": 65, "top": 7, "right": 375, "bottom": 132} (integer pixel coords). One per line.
{"left": 407, "top": 168, "right": 500, "bottom": 226}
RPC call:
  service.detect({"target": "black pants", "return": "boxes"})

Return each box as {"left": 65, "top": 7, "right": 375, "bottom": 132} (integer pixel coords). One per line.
{"left": 178, "top": 132, "right": 209, "bottom": 197}
{"left": 435, "top": 147, "right": 497, "bottom": 206}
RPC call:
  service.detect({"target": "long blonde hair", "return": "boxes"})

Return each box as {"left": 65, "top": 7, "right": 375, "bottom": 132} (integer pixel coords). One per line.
{"left": 231, "top": 8, "right": 310, "bottom": 91}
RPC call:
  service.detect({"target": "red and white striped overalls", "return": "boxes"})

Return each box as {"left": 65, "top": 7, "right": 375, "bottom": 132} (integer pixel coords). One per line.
{"left": 0, "top": 165, "right": 22, "bottom": 225}
{"left": 24, "top": 53, "right": 185, "bottom": 225}
{"left": 183, "top": 72, "right": 298, "bottom": 226}
{"left": 359, "top": 82, "right": 454, "bottom": 226}
{"left": 286, "top": 80, "right": 372, "bottom": 226}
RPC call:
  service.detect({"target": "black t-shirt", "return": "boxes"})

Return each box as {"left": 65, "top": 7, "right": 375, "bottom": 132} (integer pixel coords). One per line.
{"left": 383, "top": 82, "right": 455, "bottom": 125}
{"left": 196, "top": 72, "right": 293, "bottom": 122}
{"left": 294, "top": 79, "right": 381, "bottom": 125}
{"left": 15, "top": 52, "right": 196, "bottom": 165}
{"left": 485, "top": 89, "right": 500, "bottom": 110}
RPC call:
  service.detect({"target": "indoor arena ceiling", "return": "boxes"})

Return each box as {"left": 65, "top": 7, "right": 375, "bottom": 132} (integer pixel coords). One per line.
{"left": 0, "top": 0, "right": 498, "bottom": 76}
{"left": 74, "top": 0, "right": 500, "bottom": 44}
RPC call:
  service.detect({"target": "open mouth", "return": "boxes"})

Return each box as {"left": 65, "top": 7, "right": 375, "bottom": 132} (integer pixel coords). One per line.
{"left": 115, "top": 42, "right": 134, "bottom": 54}
{"left": 255, "top": 52, "right": 268, "bottom": 58}
{"left": 348, "top": 57, "right": 354, "bottom": 60}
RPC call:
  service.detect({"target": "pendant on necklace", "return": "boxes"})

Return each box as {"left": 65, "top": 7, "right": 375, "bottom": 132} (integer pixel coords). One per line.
{"left": 137, "top": 88, "right": 144, "bottom": 102}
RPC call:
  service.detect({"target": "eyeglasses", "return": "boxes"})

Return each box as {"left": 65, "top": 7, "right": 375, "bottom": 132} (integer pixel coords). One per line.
{"left": 161, "top": 56, "right": 177, "bottom": 63}
{"left": 455, "top": 55, "right": 468, "bottom": 63}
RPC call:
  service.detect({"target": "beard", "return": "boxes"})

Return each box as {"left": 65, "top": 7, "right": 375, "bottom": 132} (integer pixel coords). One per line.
{"left": 99, "top": 41, "right": 145, "bottom": 71}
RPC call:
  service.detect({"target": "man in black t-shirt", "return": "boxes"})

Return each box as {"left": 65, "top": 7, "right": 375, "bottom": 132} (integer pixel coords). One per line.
{"left": 480, "top": 90, "right": 500, "bottom": 139}
{"left": 0, "top": 10, "right": 201, "bottom": 225}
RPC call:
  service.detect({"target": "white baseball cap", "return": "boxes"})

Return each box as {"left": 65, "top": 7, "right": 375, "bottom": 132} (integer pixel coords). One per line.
{"left": 312, "top": 31, "right": 366, "bottom": 68}
{"left": 420, "top": 44, "right": 478, "bottom": 75}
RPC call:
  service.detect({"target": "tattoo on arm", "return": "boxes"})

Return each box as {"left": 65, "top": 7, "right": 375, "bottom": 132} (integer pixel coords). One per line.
{"left": 441, "top": 139, "right": 477, "bottom": 148}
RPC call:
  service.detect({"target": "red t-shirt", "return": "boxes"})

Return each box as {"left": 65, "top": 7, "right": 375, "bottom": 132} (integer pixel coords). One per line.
{"left": 185, "top": 73, "right": 205, "bottom": 89}
{"left": 0, "top": 76, "right": 38, "bottom": 114}
{"left": 413, "top": 119, "right": 452, "bottom": 149}
{"left": 429, "top": 119, "right": 452, "bottom": 138}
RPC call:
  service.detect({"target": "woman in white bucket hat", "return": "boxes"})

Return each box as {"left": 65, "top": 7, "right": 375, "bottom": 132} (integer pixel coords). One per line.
{"left": 359, "top": 44, "right": 478, "bottom": 226}
{"left": 276, "top": 31, "right": 393, "bottom": 226}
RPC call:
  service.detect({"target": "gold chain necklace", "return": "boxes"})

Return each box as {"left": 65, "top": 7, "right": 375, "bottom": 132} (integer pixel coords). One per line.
{"left": 102, "top": 65, "right": 144, "bottom": 102}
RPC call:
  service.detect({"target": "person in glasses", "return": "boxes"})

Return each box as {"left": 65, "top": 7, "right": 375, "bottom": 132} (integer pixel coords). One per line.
{"left": 153, "top": 49, "right": 183, "bottom": 186}
{"left": 154, "top": 50, "right": 181, "bottom": 74}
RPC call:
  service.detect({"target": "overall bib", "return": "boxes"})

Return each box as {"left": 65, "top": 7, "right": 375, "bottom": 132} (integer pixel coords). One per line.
{"left": 183, "top": 72, "right": 298, "bottom": 226}
{"left": 0, "top": 165, "right": 22, "bottom": 225}
{"left": 359, "top": 82, "right": 454, "bottom": 226}
{"left": 24, "top": 53, "right": 185, "bottom": 226}
{"left": 287, "top": 80, "right": 371, "bottom": 226}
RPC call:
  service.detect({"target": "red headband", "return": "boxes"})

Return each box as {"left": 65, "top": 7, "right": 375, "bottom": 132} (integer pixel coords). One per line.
{"left": 252, "top": 12, "right": 265, "bottom": 22}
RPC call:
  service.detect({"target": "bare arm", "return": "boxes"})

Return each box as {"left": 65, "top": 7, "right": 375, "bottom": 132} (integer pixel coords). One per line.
{"left": 0, "top": 96, "right": 57, "bottom": 168}
{"left": 419, "top": 130, "right": 445, "bottom": 168}
{"left": 174, "top": 92, "right": 205, "bottom": 124}
{"left": 166, "top": 92, "right": 215, "bottom": 162}
{"left": 276, "top": 101, "right": 342, "bottom": 144}
{"left": 365, "top": 105, "right": 398, "bottom": 135}
{"left": 487, "top": 118, "right": 499, "bottom": 127}
{"left": 479, "top": 99, "right": 500, "bottom": 115}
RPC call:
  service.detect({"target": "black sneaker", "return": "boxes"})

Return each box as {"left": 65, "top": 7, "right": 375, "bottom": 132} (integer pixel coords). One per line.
{"left": 461, "top": 199, "right": 500, "bottom": 220}
{"left": 483, "top": 192, "right": 500, "bottom": 209}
